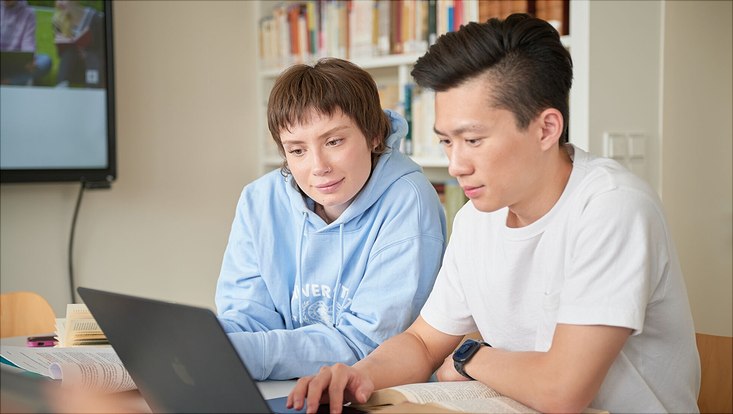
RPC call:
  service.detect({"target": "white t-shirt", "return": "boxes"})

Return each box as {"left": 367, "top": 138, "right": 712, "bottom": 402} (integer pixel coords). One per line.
{"left": 421, "top": 145, "right": 700, "bottom": 413}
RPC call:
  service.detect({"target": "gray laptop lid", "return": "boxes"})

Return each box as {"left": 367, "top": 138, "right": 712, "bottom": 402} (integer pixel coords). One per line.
{"left": 1, "top": 365, "right": 56, "bottom": 413}
{"left": 77, "top": 287, "right": 272, "bottom": 414}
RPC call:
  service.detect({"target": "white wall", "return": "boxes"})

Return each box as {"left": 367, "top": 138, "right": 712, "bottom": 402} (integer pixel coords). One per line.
{"left": 661, "top": 1, "right": 733, "bottom": 336}
{"left": 1, "top": 0, "right": 731, "bottom": 336}
{"left": 0, "top": 0, "right": 260, "bottom": 313}
{"left": 587, "top": 1, "right": 663, "bottom": 194}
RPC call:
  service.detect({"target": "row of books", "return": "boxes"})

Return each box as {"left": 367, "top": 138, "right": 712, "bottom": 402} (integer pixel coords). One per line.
{"left": 378, "top": 82, "right": 445, "bottom": 160}
{"left": 258, "top": 79, "right": 445, "bottom": 162}
{"left": 258, "top": 0, "right": 568, "bottom": 70}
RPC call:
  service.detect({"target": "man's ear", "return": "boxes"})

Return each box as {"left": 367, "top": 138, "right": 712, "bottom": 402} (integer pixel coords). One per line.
{"left": 538, "top": 108, "right": 564, "bottom": 151}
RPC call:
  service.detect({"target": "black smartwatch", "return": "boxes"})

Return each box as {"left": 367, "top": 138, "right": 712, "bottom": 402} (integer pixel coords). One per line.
{"left": 452, "top": 339, "right": 491, "bottom": 380}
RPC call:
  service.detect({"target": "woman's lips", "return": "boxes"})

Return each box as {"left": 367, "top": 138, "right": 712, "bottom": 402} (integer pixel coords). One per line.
{"left": 316, "top": 178, "right": 344, "bottom": 194}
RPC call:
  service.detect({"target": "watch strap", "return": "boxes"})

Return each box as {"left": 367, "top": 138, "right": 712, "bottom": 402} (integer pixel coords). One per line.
{"left": 453, "top": 340, "right": 491, "bottom": 380}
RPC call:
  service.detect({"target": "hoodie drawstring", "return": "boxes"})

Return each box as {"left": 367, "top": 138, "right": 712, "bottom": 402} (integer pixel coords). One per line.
{"left": 331, "top": 223, "right": 345, "bottom": 327}
{"left": 296, "top": 212, "right": 307, "bottom": 326}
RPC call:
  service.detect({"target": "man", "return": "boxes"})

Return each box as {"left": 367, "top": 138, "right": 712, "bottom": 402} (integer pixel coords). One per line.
{"left": 288, "top": 14, "right": 700, "bottom": 413}
{"left": 0, "top": 0, "right": 51, "bottom": 85}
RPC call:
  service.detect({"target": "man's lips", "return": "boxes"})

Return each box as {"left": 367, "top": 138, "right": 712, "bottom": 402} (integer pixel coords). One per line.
{"left": 462, "top": 185, "right": 483, "bottom": 198}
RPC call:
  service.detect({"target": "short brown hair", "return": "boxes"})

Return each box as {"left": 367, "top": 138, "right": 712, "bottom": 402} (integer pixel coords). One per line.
{"left": 412, "top": 14, "right": 573, "bottom": 144}
{"left": 267, "top": 58, "right": 391, "bottom": 175}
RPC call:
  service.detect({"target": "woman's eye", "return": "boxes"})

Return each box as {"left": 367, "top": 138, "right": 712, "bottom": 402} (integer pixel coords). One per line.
{"left": 288, "top": 148, "right": 304, "bottom": 156}
{"left": 438, "top": 138, "right": 451, "bottom": 146}
{"left": 326, "top": 138, "right": 343, "bottom": 147}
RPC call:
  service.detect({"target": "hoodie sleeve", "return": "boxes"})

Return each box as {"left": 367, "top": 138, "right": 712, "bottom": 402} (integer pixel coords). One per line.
{"left": 215, "top": 187, "right": 287, "bottom": 333}
{"left": 227, "top": 175, "right": 447, "bottom": 380}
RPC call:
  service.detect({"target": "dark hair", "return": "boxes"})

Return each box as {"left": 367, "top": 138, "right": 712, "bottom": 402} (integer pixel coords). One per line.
{"left": 411, "top": 14, "right": 573, "bottom": 143}
{"left": 267, "top": 58, "right": 391, "bottom": 175}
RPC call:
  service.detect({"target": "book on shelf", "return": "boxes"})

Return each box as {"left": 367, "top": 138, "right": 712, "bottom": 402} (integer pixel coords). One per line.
{"left": 534, "top": 0, "right": 568, "bottom": 35}
{"left": 258, "top": 0, "right": 568, "bottom": 70}
{"left": 402, "top": 83, "right": 414, "bottom": 155}
{"left": 432, "top": 180, "right": 468, "bottom": 239}
{"left": 348, "top": 0, "right": 376, "bottom": 59}
{"left": 55, "top": 303, "right": 109, "bottom": 347}
{"left": 354, "top": 380, "right": 608, "bottom": 413}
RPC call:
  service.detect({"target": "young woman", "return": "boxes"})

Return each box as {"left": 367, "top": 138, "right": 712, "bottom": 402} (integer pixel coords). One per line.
{"left": 215, "top": 58, "right": 447, "bottom": 380}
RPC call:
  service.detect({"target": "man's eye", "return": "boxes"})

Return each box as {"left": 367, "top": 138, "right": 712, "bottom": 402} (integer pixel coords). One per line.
{"left": 466, "top": 138, "right": 484, "bottom": 146}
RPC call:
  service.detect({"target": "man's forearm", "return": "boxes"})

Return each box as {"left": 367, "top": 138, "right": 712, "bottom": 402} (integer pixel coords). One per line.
{"left": 354, "top": 330, "right": 445, "bottom": 391}
{"left": 464, "top": 324, "right": 631, "bottom": 413}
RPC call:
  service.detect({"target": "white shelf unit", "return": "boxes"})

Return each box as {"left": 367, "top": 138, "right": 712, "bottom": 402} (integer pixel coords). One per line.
{"left": 255, "top": 1, "right": 586, "bottom": 182}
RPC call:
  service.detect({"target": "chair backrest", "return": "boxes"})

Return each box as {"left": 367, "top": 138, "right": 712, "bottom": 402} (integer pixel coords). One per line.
{"left": 0, "top": 291, "right": 57, "bottom": 338}
{"left": 696, "top": 332, "right": 733, "bottom": 414}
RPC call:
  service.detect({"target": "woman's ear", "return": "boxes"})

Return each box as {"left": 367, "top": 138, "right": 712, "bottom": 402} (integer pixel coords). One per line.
{"left": 538, "top": 108, "right": 564, "bottom": 151}
{"left": 371, "top": 136, "right": 381, "bottom": 151}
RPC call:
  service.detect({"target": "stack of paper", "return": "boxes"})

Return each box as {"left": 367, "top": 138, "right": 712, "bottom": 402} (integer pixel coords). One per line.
{"left": 55, "top": 304, "right": 109, "bottom": 347}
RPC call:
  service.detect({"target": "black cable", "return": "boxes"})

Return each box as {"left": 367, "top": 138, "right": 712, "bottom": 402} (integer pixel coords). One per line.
{"left": 68, "top": 181, "right": 86, "bottom": 304}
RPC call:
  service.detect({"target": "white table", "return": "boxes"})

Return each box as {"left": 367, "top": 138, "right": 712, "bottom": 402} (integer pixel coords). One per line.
{"left": 1, "top": 336, "right": 296, "bottom": 412}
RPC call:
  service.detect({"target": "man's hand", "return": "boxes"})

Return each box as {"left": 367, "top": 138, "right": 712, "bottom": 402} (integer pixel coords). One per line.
{"left": 287, "top": 363, "right": 375, "bottom": 414}
{"left": 435, "top": 354, "right": 471, "bottom": 382}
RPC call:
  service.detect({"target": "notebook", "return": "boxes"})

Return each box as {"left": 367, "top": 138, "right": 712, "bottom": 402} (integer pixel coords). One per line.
{"left": 77, "top": 287, "right": 363, "bottom": 414}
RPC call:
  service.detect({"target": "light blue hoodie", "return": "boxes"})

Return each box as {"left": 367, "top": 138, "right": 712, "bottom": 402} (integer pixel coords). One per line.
{"left": 215, "top": 110, "right": 446, "bottom": 380}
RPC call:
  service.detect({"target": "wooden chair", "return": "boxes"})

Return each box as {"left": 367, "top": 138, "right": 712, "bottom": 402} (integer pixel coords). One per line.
{"left": 696, "top": 332, "right": 733, "bottom": 413}
{"left": 0, "top": 291, "right": 57, "bottom": 338}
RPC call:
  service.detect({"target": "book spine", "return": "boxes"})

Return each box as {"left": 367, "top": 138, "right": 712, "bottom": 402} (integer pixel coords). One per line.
{"left": 306, "top": 0, "right": 317, "bottom": 58}
{"left": 403, "top": 83, "right": 413, "bottom": 156}
{"left": 428, "top": 0, "right": 437, "bottom": 45}
{"left": 447, "top": 1, "right": 454, "bottom": 33}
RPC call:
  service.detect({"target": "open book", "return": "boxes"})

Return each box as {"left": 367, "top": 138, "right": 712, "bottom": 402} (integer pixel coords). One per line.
{"left": 55, "top": 304, "right": 109, "bottom": 347}
{"left": 0, "top": 345, "right": 136, "bottom": 393}
{"left": 356, "top": 381, "right": 607, "bottom": 414}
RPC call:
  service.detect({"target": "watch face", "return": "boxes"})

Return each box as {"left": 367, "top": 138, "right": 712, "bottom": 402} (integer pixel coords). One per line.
{"left": 453, "top": 340, "right": 481, "bottom": 362}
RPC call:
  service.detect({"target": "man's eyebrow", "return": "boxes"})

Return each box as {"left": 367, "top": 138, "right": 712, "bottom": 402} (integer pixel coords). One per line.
{"left": 433, "top": 124, "right": 487, "bottom": 137}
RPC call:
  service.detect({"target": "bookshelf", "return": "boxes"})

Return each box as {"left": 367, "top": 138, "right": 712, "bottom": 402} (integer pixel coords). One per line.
{"left": 255, "top": 0, "right": 585, "bottom": 230}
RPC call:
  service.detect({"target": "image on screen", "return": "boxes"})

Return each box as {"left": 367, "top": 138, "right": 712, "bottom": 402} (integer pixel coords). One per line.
{"left": 0, "top": 0, "right": 115, "bottom": 183}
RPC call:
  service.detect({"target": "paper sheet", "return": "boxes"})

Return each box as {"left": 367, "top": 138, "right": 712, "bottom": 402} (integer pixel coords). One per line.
{"left": 0, "top": 345, "right": 136, "bottom": 393}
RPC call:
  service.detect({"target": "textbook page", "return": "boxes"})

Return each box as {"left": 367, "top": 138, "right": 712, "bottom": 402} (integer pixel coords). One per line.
{"left": 436, "top": 397, "right": 538, "bottom": 413}
{"left": 361, "top": 381, "right": 608, "bottom": 414}
{"left": 55, "top": 304, "right": 109, "bottom": 347}
{"left": 365, "top": 381, "right": 502, "bottom": 406}
{"left": 0, "top": 345, "right": 136, "bottom": 393}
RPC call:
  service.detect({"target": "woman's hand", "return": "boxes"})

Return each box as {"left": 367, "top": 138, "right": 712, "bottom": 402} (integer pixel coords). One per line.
{"left": 287, "top": 363, "right": 375, "bottom": 414}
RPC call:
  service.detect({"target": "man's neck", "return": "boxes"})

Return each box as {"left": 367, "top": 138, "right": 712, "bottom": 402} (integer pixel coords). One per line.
{"left": 506, "top": 145, "right": 573, "bottom": 228}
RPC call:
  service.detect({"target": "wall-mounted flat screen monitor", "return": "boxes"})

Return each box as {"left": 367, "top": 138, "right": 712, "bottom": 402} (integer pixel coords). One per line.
{"left": 0, "top": 0, "right": 116, "bottom": 184}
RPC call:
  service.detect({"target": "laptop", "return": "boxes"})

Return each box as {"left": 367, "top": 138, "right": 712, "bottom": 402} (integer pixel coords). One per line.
{"left": 1, "top": 364, "right": 56, "bottom": 413}
{"left": 0, "top": 51, "right": 34, "bottom": 82}
{"left": 77, "top": 287, "right": 364, "bottom": 414}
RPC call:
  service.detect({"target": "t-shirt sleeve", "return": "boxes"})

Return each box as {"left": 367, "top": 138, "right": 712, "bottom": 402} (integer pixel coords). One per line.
{"left": 556, "top": 187, "right": 669, "bottom": 336}
{"left": 420, "top": 224, "right": 477, "bottom": 336}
